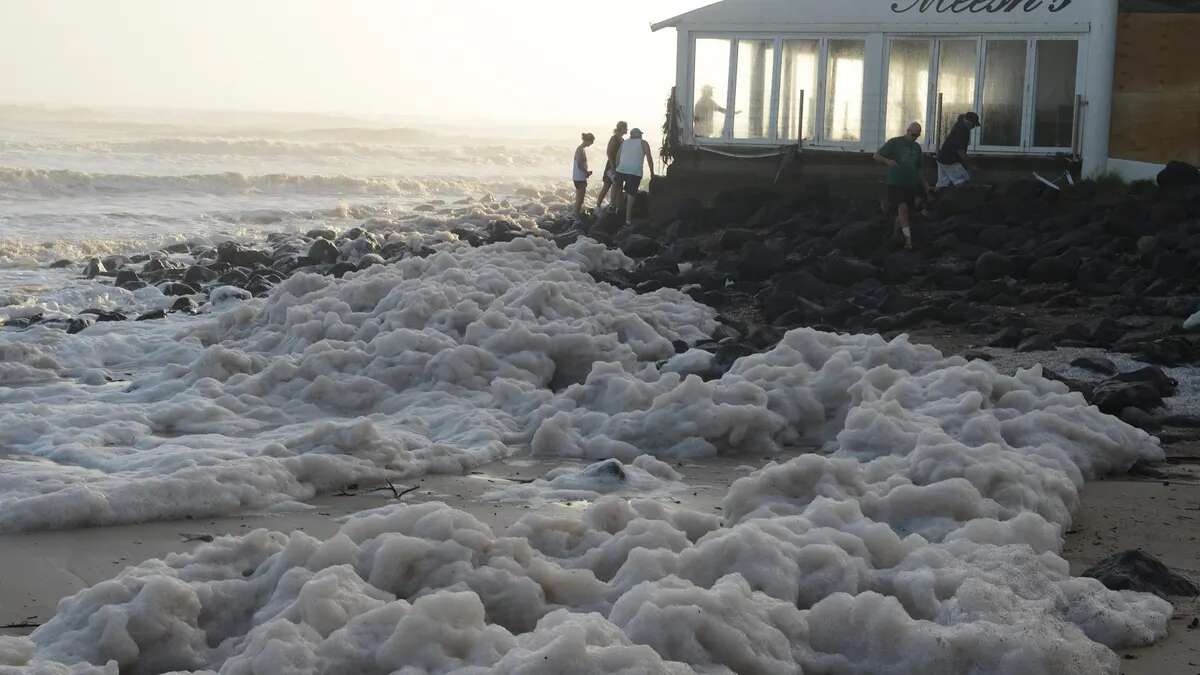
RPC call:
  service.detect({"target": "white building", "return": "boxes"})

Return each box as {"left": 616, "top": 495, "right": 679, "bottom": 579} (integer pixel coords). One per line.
{"left": 652, "top": 0, "right": 1180, "bottom": 179}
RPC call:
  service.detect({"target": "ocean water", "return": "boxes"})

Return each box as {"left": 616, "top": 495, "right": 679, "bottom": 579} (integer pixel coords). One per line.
{"left": 0, "top": 106, "right": 1179, "bottom": 673}
{"left": 0, "top": 106, "right": 570, "bottom": 316}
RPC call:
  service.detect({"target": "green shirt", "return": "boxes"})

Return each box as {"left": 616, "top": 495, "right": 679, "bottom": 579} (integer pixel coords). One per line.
{"left": 878, "top": 136, "right": 924, "bottom": 189}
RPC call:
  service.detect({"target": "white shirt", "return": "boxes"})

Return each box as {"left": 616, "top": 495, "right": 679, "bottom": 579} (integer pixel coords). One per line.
{"left": 572, "top": 146, "right": 589, "bottom": 182}
{"left": 616, "top": 138, "right": 645, "bottom": 176}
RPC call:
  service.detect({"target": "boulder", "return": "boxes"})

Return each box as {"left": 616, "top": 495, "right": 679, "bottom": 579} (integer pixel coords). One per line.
{"left": 974, "top": 251, "right": 1012, "bottom": 281}
{"left": 159, "top": 282, "right": 199, "bottom": 297}
{"left": 216, "top": 243, "right": 272, "bottom": 268}
{"left": 358, "top": 253, "right": 386, "bottom": 270}
{"left": 308, "top": 238, "right": 340, "bottom": 265}
{"left": 83, "top": 258, "right": 107, "bottom": 279}
{"left": 49, "top": 259, "right": 73, "bottom": 269}
{"left": 1083, "top": 550, "right": 1198, "bottom": 598}
{"left": 821, "top": 256, "right": 879, "bottom": 286}
{"left": 135, "top": 309, "right": 167, "bottom": 321}
{"left": 1071, "top": 356, "right": 1117, "bottom": 376}
{"left": 66, "top": 316, "right": 96, "bottom": 334}
{"left": 80, "top": 309, "right": 126, "bottom": 322}
{"left": 831, "top": 221, "right": 880, "bottom": 254}
{"left": 306, "top": 228, "right": 337, "bottom": 240}
{"left": 1156, "top": 161, "right": 1200, "bottom": 190}
{"left": 719, "top": 228, "right": 757, "bottom": 251}
{"left": 184, "top": 266, "right": 220, "bottom": 285}
{"left": 328, "top": 262, "right": 358, "bottom": 279}
{"left": 1016, "top": 334, "right": 1055, "bottom": 352}
{"left": 114, "top": 269, "right": 142, "bottom": 290}
{"left": 622, "top": 234, "right": 662, "bottom": 258}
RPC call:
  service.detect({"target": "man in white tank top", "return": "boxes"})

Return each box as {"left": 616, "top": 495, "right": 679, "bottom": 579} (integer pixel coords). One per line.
{"left": 612, "top": 128, "right": 655, "bottom": 226}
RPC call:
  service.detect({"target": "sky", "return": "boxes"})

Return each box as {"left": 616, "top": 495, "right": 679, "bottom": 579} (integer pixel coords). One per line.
{"left": 0, "top": 0, "right": 706, "bottom": 130}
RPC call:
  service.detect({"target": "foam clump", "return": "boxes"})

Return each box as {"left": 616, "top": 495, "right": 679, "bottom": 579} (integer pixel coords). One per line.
{"left": 19, "top": 496, "right": 1169, "bottom": 674}
{"left": 0, "top": 236, "right": 714, "bottom": 532}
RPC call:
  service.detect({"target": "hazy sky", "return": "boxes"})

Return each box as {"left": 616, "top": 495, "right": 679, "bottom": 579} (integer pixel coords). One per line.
{"left": 0, "top": 1, "right": 704, "bottom": 128}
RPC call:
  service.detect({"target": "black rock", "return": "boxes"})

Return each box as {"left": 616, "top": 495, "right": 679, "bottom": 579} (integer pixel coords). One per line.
{"left": 159, "top": 282, "right": 199, "bottom": 297}
{"left": 1091, "top": 380, "right": 1164, "bottom": 414}
{"left": 1041, "top": 368, "right": 1095, "bottom": 399}
{"left": 974, "top": 251, "right": 1012, "bottom": 281}
{"left": 989, "top": 326, "right": 1024, "bottom": 349}
{"left": 719, "top": 228, "right": 757, "bottom": 251}
{"left": 114, "top": 269, "right": 142, "bottom": 289}
{"left": 306, "top": 228, "right": 337, "bottom": 240}
{"left": 1110, "top": 366, "right": 1178, "bottom": 397}
{"left": 136, "top": 309, "right": 167, "bottom": 321}
{"left": 1071, "top": 356, "right": 1118, "bottom": 376}
{"left": 80, "top": 308, "right": 126, "bottom": 322}
{"left": 1083, "top": 550, "right": 1199, "bottom": 598}
{"left": 49, "top": 259, "right": 74, "bottom": 269}
{"left": 1157, "top": 161, "right": 1200, "bottom": 190}
{"left": 172, "top": 296, "right": 198, "bottom": 313}
{"left": 622, "top": 235, "right": 662, "bottom": 258}
{"left": 1119, "top": 406, "right": 1161, "bottom": 431}
{"left": 67, "top": 316, "right": 96, "bottom": 334}
{"left": 487, "top": 219, "right": 523, "bottom": 243}
{"left": 1027, "top": 252, "right": 1079, "bottom": 283}
{"left": 822, "top": 256, "right": 879, "bottom": 286}
{"left": 328, "top": 262, "right": 358, "bottom": 278}
{"left": 142, "top": 257, "right": 183, "bottom": 274}
{"left": 3, "top": 313, "right": 44, "bottom": 329}
{"left": 184, "top": 266, "right": 220, "bottom": 285}
{"left": 1016, "top": 334, "right": 1055, "bottom": 352}
{"left": 308, "top": 238, "right": 340, "bottom": 264}
{"left": 357, "top": 253, "right": 386, "bottom": 270}
{"left": 831, "top": 221, "right": 880, "bottom": 254}
{"left": 450, "top": 227, "right": 485, "bottom": 247}
{"left": 83, "top": 258, "right": 107, "bottom": 279}
{"left": 216, "top": 243, "right": 273, "bottom": 268}
{"left": 164, "top": 243, "right": 191, "bottom": 254}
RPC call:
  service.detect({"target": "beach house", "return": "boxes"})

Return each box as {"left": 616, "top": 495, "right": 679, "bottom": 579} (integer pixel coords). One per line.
{"left": 651, "top": 0, "right": 1199, "bottom": 183}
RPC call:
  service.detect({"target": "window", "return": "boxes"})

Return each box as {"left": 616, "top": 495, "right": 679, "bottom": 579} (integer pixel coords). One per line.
{"left": 824, "top": 39, "right": 865, "bottom": 142}
{"left": 693, "top": 39, "right": 732, "bottom": 139}
{"left": 733, "top": 40, "right": 775, "bottom": 139}
{"left": 981, "top": 40, "right": 1027, "bottom": 147}
{"left": 1033, "top": 40, "right": 1079, "bottom": 148}
{"left": 886, "top": 39, "right": 932, "bottom": 142}
{"left": 779, "top": 40, "right": 818, "bottom": 142}
{"left": 936, "top": 40, "right": 978, "bottom": 148}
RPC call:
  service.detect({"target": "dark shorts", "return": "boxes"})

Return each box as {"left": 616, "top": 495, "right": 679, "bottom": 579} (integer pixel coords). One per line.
{"left": 615, "top": 172, "right": 642, "bottom": 195}
{"left": 573, "top": 180, "right": 587, "bottom": 190}
{"left": 602, "top": 168, "right": 616, "bottom": 185}
{"left": 887, "top": 185, "right": 918, "bottom": 211}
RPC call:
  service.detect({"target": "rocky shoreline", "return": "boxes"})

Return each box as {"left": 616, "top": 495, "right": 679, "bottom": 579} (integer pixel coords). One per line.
{"left": 10, "top": 165, "right": 1200, "bottom": 434}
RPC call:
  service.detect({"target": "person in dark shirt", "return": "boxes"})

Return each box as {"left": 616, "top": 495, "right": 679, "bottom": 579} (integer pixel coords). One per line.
{"left": 595, "top": 121, "right": 628, "bottom": 213}
{"left": 874, "top": 121, "right": 930, "bottom": 251}
{"left": 936, "top": 112, "right": 981, "bottom": 190}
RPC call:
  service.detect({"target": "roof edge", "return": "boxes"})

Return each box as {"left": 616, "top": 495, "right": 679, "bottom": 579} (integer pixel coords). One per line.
{"left": 651, "top": 0, "right": 728, "bottom": 31}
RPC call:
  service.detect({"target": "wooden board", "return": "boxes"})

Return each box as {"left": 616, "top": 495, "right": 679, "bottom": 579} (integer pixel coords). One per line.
{"left": 1108, "top": 13, "right": 1200, "bottom": 165}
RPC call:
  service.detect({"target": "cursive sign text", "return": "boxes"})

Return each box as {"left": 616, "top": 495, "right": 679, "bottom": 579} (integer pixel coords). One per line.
{"left": 891, "top": 0, "right": 1073, "bottom": 13}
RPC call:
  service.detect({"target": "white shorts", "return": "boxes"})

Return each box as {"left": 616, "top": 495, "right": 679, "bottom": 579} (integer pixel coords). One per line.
{"left": 936, "top": 162, "right": 971, "bottom": 188}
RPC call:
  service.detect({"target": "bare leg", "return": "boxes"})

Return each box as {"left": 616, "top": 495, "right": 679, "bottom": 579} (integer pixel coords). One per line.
{"left": 897, "top": 203, "right": 913, "bottom": 250}
{"left": 596, "top": 181, "right": 611, "bottom": 212}
{"left": 612, "top": 183, "right": 626, "bottom": 220}
{"left": 625, "top": 189, "right": 635, "bottom": 225}
{"left": 574, "top": 185, "right": 586, "bottom": 218}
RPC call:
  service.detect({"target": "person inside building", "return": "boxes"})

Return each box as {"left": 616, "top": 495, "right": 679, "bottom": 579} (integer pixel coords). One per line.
{"left": 572, "top": 132, "right": 595, "bottom": 218}
{"left": 693, "top": 85, "right": 727, "bottom": 138}
{"left": 613, "top": 127, "right": 655, "bottom": 226}
{"left": 874, "top": 121, "right": 930, "bottom": 251}
{"left": 595, "top": 121, "right": 628, "bottom": 213}
{"left": 936, "top": 111, "right": 981, "bottom": 190}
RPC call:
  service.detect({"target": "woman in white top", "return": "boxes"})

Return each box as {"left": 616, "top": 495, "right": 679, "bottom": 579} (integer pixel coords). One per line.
{"left": 612, "top": 128, "right": 655, "bottom": 225}
{"left": 572, "top": 133, "right": 595, "bottom": 218}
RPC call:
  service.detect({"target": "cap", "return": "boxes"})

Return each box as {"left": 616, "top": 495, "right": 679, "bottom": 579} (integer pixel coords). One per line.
{"left": 630, "top": 128, "right": 643, "bottom": 137}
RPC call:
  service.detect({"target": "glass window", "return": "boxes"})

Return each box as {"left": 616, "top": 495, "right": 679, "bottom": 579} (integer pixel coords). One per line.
{"left": 936, "top": 40, "right": 978, "bottom": 148}
{"left": 733, "top": 39, "right": 775, "bottom": 140}
{"left": 885, "top": 39, "right": 932, "bottom": 142}
{"left": 693, "top": 39, "right": 732, "bottom": 139}
{"left": 1033, "top": 40, "right": 1079, "bottom": 148}
{"left": 779, "top": 39, "right": 818, "bottom": 142}
{"left": 980, "top": 40, "right": 1027, "bottom": 146}
{"left": 824, "top": 39, "right": 865, "bottom": 143}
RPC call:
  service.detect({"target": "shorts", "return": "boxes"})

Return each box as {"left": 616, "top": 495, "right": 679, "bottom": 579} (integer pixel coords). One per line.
{"left": 602, "top": 168, "right": 617, "bottom": 185}
{"left": 573, "top": 180, "right": 587, "bottom": 190}
{"left": 887, "top": 185, "right": 918, "bottom": 211}
{"left": 615, "top": 172, "right": 642, "bottom": 195}
{"left": 936, "top": 162, "right": 970, "bottom": 188}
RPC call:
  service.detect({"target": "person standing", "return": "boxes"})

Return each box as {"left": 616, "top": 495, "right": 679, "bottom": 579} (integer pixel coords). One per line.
{"left": 572, "top": 133, "right": 595, "bottom": 218}
{"left": 936, "top": 111, "right": 981, "bottom": 190}
{"left": 693, "top": 85, "right": 728, "bottom": 138}
{"left": 873, "top": 121, "right": 930, "bottom": 251}
{"left": 595, "top": 121, "right": 628, "bottom": 213}
{"left": 613, "top": 128, "right": 655, "bottom": 226}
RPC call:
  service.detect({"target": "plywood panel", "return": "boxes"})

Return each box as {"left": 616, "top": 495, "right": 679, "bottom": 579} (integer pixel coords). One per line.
{"left": 1109, "top": 13, "right": 1200, "bottom": 165}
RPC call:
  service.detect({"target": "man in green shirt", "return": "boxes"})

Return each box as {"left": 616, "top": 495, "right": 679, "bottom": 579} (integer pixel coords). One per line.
{"left": 873, "top": 121, "right": 930, "bottom": 251}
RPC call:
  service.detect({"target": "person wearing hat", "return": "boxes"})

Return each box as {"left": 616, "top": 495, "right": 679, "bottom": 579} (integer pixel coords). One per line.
{"left": 613, "top": 127, "right": 655, "bottom": 226}
{"left": 595, "top": 121, "right": 628, "bottom": 213}
{"left": 935, "top": 111, "right": 981, "bottom": 190}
